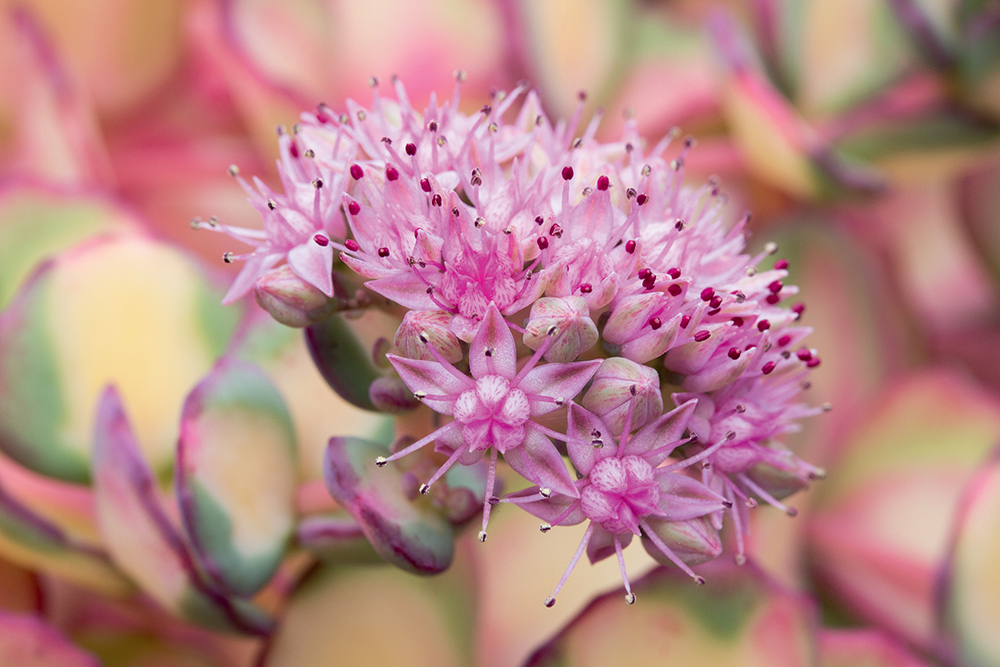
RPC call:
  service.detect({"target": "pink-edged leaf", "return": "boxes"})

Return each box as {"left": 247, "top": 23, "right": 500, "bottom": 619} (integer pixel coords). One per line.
{"left": 566, "top": 403, "right": 613, "bottom": 477}
{"left": 653, "top": 471, "right": 729, "bottom": 521}
{"left": 525, "top": 560, "right": 816, "bottom": 667}
{"left": 386, "top": 354, "right": 471, "bottom": 415}
{"left": 469, "top": 303, "right": 517, "bottom": 379}
{"left": 940, "top": 446, "right": 1000, "bottom": 667}
{"left": 503, "top": 427, "right": 578, "bottom": 498}
{"left": 519, "top": 359, "right": 602, "bottom": 416}
{"left": 176, "top": 359, "right": 297, "bottom": 597}
{"left": 92, "top": 387, "right": 273, "bottom": 635}
{"left": 819, "top": 628, "right": 935, "bottom": 667}
{"left": 624, "top": 399, "right": 698, "bottom": 464}
{"left": 0, "top": 609, "right": 101, "bottom": 667}
{"left": 287, "top": 240, "right": 334, "bottom": 297}
{"left": 323, "top": 437, "right": 455, "bottom": 575}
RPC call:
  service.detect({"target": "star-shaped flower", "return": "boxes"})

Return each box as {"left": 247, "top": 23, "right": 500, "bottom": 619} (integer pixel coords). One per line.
{"left": 381, "top": 303, "right": 601, "bottom": 540}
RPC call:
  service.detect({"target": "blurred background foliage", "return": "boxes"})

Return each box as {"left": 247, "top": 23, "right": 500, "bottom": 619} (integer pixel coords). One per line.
{"left": 0, "top": 0, "right": 999, "bottom": 666}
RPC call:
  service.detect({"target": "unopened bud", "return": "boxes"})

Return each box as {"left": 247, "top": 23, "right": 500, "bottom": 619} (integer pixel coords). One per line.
{"left": 523, "top": 297, "right": 598, "bottom": 362}
{"left": 394, "top": 310, "right": 463, "bottom": 362}
{"left": 582, "top": 358, "right": 662, "bottom": 435}
{"left": 254, "top": 264, "right": 337, "bottom": 327}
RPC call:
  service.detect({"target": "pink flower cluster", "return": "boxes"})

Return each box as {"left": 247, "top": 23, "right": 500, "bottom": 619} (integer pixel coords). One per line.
{"left": 213, "top": 76, "right": 826, "bottom": 605}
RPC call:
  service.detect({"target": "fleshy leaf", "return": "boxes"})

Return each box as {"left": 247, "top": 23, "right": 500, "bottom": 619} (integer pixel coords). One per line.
{"left": 261, "top": 554, "right": 476, "bottom": 667}
{"left": 819, "top": 628, "right": 935, "bottom": 667}
{"left": 524, "top": 561, "right": 816, "bottom": 667}
{"left": 305, "top": 313, "right": 385, "bottom": 412}
{"left": 0, "top": 233, "right": 239, "bottom": 483}
{"left": 0, "top": 184, "right": 136, "bottom": 309}
{"left": 323, "top": 437, "right": 455, "bottom": 574}
{"left": 231, "top": 312, "right": 394, "bottom": 481}
{"left": 92, "top": 387, "right": 273, "bottom": 635}
{"left": 177, "top": 359, "right": 297, "bottom": 597}
{"left": 0, "top": 610, "right": 102, "bottom": 667}
{"left": 808, "top": 371, "right": 1000, "bottom": 649}
{"left": 0, "top": 476, "right": 130, "bottom": 596}
{"left": 940, "top": 446, "right": 1000, "bottom": 667}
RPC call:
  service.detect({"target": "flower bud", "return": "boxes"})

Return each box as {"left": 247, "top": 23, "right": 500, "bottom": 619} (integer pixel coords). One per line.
{"left": 523, "top": 296, "right": 599, "bottom": 362}
{"left": 581, "top": 358, "right": 662, "bottom": 435}
{"left": 254, "top": 264, "right": 337, "bottom": 327}
{"left": 641, "top": 515, "right": 722, "bottom": 567}
{"left": 393, "top": 310, "right": 463, "bottom": 363}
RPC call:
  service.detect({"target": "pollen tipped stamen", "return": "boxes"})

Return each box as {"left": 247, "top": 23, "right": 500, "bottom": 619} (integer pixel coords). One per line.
{"left": 614, "top": 537, "right": 635, "bottom": 604}
{"left": 544, "top": 523, "right": 595, "bottom": 608}
{"left": 479, "top": 450, "right": 500, "bottom": 541}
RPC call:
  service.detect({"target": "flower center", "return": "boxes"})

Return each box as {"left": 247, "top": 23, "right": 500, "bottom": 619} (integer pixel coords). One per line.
{"left": 580, "top": 456, "right": 661, "bottom": 535}
{"left": 452, "top": 375, "right": 530, "bottom": 453}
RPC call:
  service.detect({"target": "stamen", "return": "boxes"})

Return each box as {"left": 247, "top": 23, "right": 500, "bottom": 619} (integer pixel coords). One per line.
{"left": 544, "top": 523, "right": 595, "bottom": 608}
{"left": 614, "top": 538, "right": 635, "bottom": 604}
{"left": 640, "top": 521, "right": 705, "bottom": 584}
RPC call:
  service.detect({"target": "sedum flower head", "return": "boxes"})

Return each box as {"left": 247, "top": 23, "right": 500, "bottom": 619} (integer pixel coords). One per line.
{"left": 222, "top": 77, "right": 828, "bottom": 600}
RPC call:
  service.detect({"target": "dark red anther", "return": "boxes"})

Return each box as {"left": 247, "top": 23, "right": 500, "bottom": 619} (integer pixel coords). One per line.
{"left": 562, "top": 166, "right": 574, "bottom": 180}
{"left": 728, "top": 347, "right": 741, "bottom": 360}
{"left": 774, "top": 259, "right": 788, "bottom": 270}
{"left": 348, "top": 201, "right": 361, "bottom": 215}
{"left": 693, "top": 330, "right": 710, "bottom": 343}
{"left": 537, "top": 237, "right": 549, "bottom": 250}
{"left": 625, "top": 240, "right": 636, "bottom": 254}
{"left": 680, "top": 315, "right": 691, "bottom": 329}
{"left": 385, "top": 165, "right": 399, "bottom": 181}
{"left": 732, "top": 317, "right": 744, "bottom": 327}
{"left": 796, "top": 348, "right": 812, "bottom": 361}
{"left": 768, "top": 280, "right": 783, "bottom": 294}
{"left": 636, "top": 193, "right": 648, "bottom": 206}
{"left": 579, "top": 283, "right": 592, "bottom": 294}
{"left": 778, "top": 335, "right": 791, "bottom": 347}
{"left": 745, "top": 344, "right": 756, "bottom": 351}
{"left": 710, "top": 295, "right": 722, "bottom": 309}
{"left": 642, "top": 275, "right": 656, "bottom": 290}
{"left": 668, "top": 284, "right": 682, "bottom": 296}
{"left": 289, "top": 141, "right": 299, "bottom": 158}
{"left": 345, "top": 239, "right": 360, "bottom": 251}
{"left": 766, "top": 293, "right": 781, "bottom": 305}
{"left": 420, "top": 178, "right": 432, "bottom": 192}
{"left": 428, "top": 121, "right": 438, "bottom": 132}
{"left": 535, "top": 216, "right": 545, "bottom": 225}
{"left": 637, "top": 268, "right": 652, "bottom": 280}
{"left": 549, "top": 224, "right": 563, "bottom": 238}
{"left": 313, "top": 234, "right": 329, "bottom": 246}
{"left": 700, "top": 287, "right": 715, "bottom": 302}
{"left": 792, "top": 302, "right": 806, "bottom": 315}
{"left": 597, "top": 175, "right": 610, "bottom": 191}
{"left": 675, "top": 219, "right": 684, "bottom": 231}
{"left": 350, "top": 164, "right": 364, "bottom": 180}
{"left": 378, "top": 247, "right": 390, "bottom": 258}
{"left": 431, "top": 194, "right": 442, "bottom": 206}
{"left": 762, "top": 361, "right": 776, "bottom": 375}
{"left": 648, "top": 317, "right": 662, "bottom": 330}
{"left": 666, "top": 268, "right": 681, "bottom": 279}
{"left": 405, "top": 143, "right": 417, "bottom": 156}
{"left": 707, "top": 308, "right": 721, "bottom": 316}
{"left": 757, "top": 319, "right": 770, "bottom": 332}
{"left": 806, "top": 357, "right": 821, "bottom": 368}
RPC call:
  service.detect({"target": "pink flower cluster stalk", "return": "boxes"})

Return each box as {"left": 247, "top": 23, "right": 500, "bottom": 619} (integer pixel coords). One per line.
{"left": 217, "top": 75, "right": 827, "bottom": 604}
